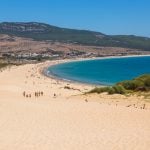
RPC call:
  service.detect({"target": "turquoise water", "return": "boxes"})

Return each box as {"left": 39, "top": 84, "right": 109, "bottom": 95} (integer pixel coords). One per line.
{"left": 48, "top": 56, "right": 150, "bottom": 85}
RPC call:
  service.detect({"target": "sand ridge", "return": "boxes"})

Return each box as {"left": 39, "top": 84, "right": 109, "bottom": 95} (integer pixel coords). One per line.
{"left": 0, "top": 60, "right": 150, "bottom": 150}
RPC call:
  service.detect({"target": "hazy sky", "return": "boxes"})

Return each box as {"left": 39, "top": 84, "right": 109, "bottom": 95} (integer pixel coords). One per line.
{"left": 0, "top": 0, "right": 150, "bottom": 37}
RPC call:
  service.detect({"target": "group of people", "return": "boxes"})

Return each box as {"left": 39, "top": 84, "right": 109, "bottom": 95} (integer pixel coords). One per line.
{"left": 35, "top": 91, "right": 44, "bottom": 97}
{"left": 23, "top": 91, "right": 44, "bottom": 98}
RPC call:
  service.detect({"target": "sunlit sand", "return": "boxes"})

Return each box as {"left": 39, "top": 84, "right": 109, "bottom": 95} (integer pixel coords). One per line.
{"left": 0, "top": 60, "right": 150, "bottom": 150}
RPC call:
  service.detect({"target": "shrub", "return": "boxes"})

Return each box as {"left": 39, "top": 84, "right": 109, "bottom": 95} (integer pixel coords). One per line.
{"left": 112, "top": 85, "right": 126, "bottom": 94}
{"left": 89, "top": 87, "right": 111, "bottom": 94}
{"left": 135, "top": 74, "right": 150, "bottom": 87}
{"left": 64, "top": 86, "right": 71, "bottom": 89}
{"left": 0, "top": 63, "right": 8, "bottom": 69}
{"left": 118, "top": 80, "right": 144, "bottom": 90}
{"left": 89, "top": 86, "right": 126, "bottom": 95}
{"left": 145, "top": 78, "right": 150, "bottom": 87}
{"left": 107, "top": 87, "right": 116, "bottom": 94}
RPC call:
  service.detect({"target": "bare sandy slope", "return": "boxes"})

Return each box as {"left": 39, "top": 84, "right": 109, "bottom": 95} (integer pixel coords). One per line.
{"left": 0, "top": 60, "right": 150, "bottom": 150}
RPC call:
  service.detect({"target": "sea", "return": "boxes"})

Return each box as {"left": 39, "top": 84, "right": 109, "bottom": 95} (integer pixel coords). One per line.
{"left": 47, "top": 56, "right": 150, "bottom": 86}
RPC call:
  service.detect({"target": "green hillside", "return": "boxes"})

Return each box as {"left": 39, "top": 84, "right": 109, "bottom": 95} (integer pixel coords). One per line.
{"left": 0, "top": 22, "right": 150, "bottom": 50}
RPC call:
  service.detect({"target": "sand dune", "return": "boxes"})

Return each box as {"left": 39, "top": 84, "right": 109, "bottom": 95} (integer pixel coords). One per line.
{"left": 0, "top": 60, "right": 150, "bottom": 150}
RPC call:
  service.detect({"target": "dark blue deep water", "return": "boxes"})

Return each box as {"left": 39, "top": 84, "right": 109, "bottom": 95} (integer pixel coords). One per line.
{"left": 47, "top": 56, "right": 150, "bottom": 85}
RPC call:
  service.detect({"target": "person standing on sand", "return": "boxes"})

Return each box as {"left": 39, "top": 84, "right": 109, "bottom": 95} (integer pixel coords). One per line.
{"left": 41, "top": 91, "right": 43, "bottom": 96}
{"left": 54, "top": 93, "right": 56, "bottom": 97}
{"left": 23, "top": 91, "right": 26, "bottom": 97}
{"left": 35, "top": 92, "right": 37, "bottom": 97}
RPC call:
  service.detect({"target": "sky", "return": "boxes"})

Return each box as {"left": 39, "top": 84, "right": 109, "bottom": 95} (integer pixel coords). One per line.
{"left": 0, "top": 0, "right": 150, "bottom": 37}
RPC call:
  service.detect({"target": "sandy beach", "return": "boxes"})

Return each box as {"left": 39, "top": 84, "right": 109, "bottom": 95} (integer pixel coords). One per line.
{"left": 0, "top": 59, "right": 150, "bottom": 150}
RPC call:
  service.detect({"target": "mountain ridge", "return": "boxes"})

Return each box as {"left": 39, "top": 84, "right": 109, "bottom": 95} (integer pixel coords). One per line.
{"left": 0, "top": 22, "right": 150, "bottom": 51}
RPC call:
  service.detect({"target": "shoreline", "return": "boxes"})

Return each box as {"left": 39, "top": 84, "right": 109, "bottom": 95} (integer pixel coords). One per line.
{"left": 42, "top": 60, "right": 97, "bottom": 87}
{"left": 42, "top": 54, "right": 150, "bottom": 87}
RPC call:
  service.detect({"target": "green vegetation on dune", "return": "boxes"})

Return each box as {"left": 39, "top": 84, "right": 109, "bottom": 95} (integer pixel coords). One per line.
{"left": 89, "top": 74, "right": 150, "bottom": 95}
{"left": 89, "top": 85, "right": 126, "bottom": 95}
{"left": 118, "top": 74, "right": 150, "bottom": 91}
{"left": 0, "top": 22, "right": 150, "bottom": 50}
{"left": 0, "top": 63, "right": 8, "bottom": 69}
{"left": 0, "top": 62, "right": 20, "bottom": 70}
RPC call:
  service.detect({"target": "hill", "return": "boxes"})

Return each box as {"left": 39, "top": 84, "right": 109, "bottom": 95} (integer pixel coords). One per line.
{"left": 0, "top": 22, "right": 150, "bottom": 51}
